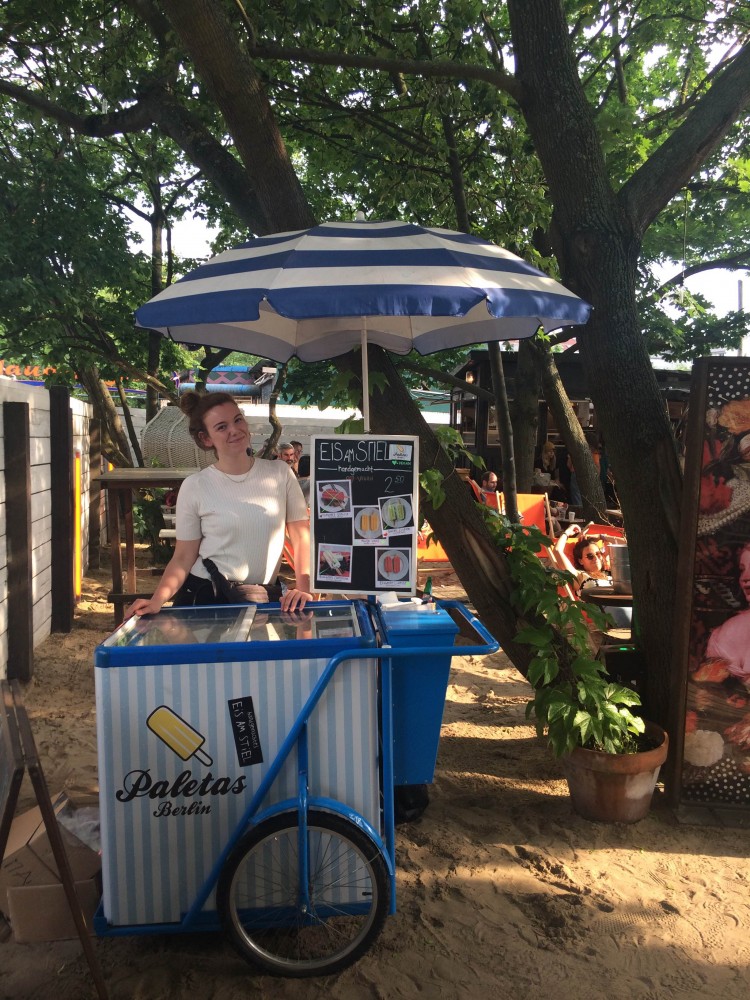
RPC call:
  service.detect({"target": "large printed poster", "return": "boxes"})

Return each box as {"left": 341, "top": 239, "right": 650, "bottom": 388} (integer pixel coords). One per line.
{"left": 672, "top": 358, "right": 750, "bottom": 810}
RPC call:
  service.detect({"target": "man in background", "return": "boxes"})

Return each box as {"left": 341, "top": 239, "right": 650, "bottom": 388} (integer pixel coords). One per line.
{"left": 278, "top": 442, "right": 299, "bottom": 474}
{"left": 480, "top": 470, "right": 499, "bottom": 499}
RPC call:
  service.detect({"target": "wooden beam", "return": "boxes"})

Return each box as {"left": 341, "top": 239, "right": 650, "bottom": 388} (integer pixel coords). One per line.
{"left": 3, "top": 402, "right": 33, "bottom": 681}
{"left": 50, "top": 386, "right": 74, "bottom": 633}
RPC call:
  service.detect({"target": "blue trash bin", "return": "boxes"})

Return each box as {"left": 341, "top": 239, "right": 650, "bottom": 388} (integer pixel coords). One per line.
{"left": 378, "top": 604, "right": 460, "bottom": 786}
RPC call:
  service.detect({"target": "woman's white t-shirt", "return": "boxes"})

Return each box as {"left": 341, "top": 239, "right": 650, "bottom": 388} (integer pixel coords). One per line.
{"left": 175, "top": 460, "right": 308, "bottom": 584}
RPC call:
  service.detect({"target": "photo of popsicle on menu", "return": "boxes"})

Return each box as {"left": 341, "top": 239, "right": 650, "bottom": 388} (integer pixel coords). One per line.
{"left": 353, "top": 506, "right": 386, "bottom": 545}
{"left": 375, "top": 547, "right": 411, "bottom": 587}
{"left": 316, "top": 480, "right": 352, "bottom": 517}
{"left": 317, "top": 544, "right": 353, "bottom": 583}
{"left": 379, "top": 495, "right": 414, "bottom": 536}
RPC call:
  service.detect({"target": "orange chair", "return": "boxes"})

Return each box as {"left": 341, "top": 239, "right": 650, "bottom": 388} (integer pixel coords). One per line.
{"left": 417, "top": 525, "right": 449, "bottom": 562}
{"left": 482, "top": 489, "right": 503, "bottom": 512}
{"left": 466, "top": 478, "right": 484, "bottom": 503}
{"left": 509, "top": 494, "right": 547, "bottom": 534}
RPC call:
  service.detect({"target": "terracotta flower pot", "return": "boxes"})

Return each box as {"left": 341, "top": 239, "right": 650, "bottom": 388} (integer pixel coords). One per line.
{"left": 561, "top": 721, "right": 669, "bottom": 823}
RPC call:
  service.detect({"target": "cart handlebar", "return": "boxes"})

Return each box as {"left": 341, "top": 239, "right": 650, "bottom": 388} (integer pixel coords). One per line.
{"left": 369, "top": 599, "right": 499, "bottom": 658}
{"left": 435, "top": 600, "right": 500, "bottom": 655}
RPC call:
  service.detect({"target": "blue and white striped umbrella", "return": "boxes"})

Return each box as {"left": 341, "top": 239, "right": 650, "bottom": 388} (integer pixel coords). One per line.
{"left": 136, "top": 219, "right": 591, "bottom": 429}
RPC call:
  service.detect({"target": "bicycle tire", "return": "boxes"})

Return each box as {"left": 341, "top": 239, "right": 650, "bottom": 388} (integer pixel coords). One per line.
{"left": 217, "top": 809, "right": 390, "bottom": 977}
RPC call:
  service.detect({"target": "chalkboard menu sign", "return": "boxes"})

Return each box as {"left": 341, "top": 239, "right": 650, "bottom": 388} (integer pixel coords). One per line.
{"left": 310, "top": 435, "right": 419, "bottom": 596}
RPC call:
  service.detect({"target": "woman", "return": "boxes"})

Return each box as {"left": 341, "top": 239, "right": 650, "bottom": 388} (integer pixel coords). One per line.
{"left": 534, "top": 440, "right": 566, "bottom": 502}
{"left": 126, "top": 392, "right": 312, "bottom": 618}
{"left": 555, "top": 526, "right": 632, "bottom": 629}
{"left": 554, "top": 525, "right": 608, "bottom": 593}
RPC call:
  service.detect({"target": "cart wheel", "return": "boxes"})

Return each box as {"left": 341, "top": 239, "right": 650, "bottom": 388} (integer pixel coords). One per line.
{"left": 217, "top": 810, "right": 390, "bottom": 978}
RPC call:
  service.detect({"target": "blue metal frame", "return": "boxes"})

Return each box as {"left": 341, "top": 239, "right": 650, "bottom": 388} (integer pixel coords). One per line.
{"left": 94, "top": 599, "right": 498, "bottom": 938}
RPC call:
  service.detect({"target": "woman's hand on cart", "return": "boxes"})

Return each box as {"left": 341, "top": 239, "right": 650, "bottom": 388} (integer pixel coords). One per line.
{"left": 280, "top": 586, "right": 313, "bottom": 613}
{"left": 125, "top": 596, "right": 164, "bottom": 619}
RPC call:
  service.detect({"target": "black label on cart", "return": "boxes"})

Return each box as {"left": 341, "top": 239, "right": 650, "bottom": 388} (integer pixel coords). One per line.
{"left": 227, "top": 697, "right": 264, "bottom": 767}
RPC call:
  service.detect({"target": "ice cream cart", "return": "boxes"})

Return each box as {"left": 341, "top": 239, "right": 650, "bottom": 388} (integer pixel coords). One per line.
{"left": 93, "top": 598, "right": 498, "bottom": 976}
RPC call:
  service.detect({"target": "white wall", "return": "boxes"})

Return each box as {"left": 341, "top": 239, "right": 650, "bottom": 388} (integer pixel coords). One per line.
{"left": 0, "top": 379, "right": 92, "bottom": 673}
{"left": 141, "top": 401, "right": 449, "bottom": 466}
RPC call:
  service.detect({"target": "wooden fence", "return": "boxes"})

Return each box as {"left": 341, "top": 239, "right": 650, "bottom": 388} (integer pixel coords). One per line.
{"left": 0, "top": 380, "right": 95, "bottom": 680}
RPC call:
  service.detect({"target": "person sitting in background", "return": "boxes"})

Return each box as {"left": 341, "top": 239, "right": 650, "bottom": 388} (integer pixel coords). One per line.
{"left": 479, "top": 470, "right": 499, "bottom": 501}
{"left": 555, "top": 525, "right": 631, "bottom": 627}
{"left": 291, "top": 440, "right": 304, "bottom": 462}
{"left": 278, "top": 442, "right": 299, "bottom": 474}
{"left": 534, "top": 440, "right": 566, "bottom": 501}
{"left": 555, "top": 524, "right": 609, "bottom": 593}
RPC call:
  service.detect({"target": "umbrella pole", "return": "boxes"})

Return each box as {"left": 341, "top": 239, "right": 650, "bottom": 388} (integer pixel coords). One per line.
{"left": 488, "top": 341, "right": 519, "bottom": 523}
{"left": 361, "top": 321, "right": 371, "bottom": 433}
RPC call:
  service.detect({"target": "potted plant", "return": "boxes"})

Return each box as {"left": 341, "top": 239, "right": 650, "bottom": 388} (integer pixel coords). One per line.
{"left": 492, "top": 515, "right": 669, "bottom": 823}
{"left": 418, "top": 437, "right": 667, "bottom": 823}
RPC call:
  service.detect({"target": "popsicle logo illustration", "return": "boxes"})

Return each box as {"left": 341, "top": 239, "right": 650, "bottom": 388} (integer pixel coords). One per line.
{"left": 146, "top": 705, "right": 213, "bottom": 766}
{"left": 388, "top": 443, "right": 412, "bottom": 463}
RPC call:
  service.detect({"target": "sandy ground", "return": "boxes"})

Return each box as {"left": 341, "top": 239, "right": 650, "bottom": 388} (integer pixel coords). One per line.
{"left": 1, "top": 563, "right": 750, "bottom": 999}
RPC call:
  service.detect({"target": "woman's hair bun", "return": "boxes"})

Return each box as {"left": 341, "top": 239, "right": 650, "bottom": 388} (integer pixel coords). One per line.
{"left": 179, "top": 390, "right": 202, "bottom": 418}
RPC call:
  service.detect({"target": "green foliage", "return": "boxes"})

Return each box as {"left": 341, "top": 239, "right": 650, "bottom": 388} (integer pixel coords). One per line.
{"left": 490, "top": 512, "right": 645, "bottom": 757}
{"left": 418, "top": 425, "right": 484, "bottom": 506}
{"left": 335, "top": 413, "right": 364, "bottom": 434}
{"left": 132, "top": 490, "right": 172, "bottom": 564}
{"left": 419, "top": 451, "right": 644, "bottom": 756}
{"left": 248, "top": 0, "right": 750, "bottom": 356}
{"left": 1, "top": 1, "right": 744, "bottom": 383}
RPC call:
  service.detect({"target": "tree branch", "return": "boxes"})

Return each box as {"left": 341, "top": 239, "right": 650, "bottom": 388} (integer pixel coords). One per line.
{"left": 247, "top": 40, "right": 522, "bottom": 103}
{"left": 396, "top": 357, "right": 496, "bottom": 402}
{"left": 620, "top": 42, "right": 750, "bottom": 235}
{"left": 148, "top": 91, "right": 264, "bottom": 231}
{"left": 656, "top": 254, "right": 750, "bottom": 295}
{"left": 161, "top": 0, "right": 314, "bottom": 234}
{"left": 0, "top": 74, "right": 264, "bottom": 232}
{"left": 0, "top": 76, "right": 158, "bottom": 135}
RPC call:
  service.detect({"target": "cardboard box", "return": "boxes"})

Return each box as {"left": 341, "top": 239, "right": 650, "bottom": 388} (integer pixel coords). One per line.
{"left": 0, "top": 792, "right": 101, "bottom": 942}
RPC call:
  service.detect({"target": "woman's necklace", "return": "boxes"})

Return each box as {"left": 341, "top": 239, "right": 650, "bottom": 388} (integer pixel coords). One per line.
{"left": 215, "top": 457, "right": 255, "bottom": 483}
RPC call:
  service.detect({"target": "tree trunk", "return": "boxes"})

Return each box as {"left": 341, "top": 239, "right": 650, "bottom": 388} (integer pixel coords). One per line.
{"left": 78, "top": 365, "right": 133, "bottom": 468}
{"left": 508, "top": 0, "right": 682, "bottom": 724}
{"left": 510, "top": 339, "right": 541, "bottom": 492}
{"left": 351, "top": 345, "right": 534, "bottom": 666}
{"left": 146, "top": 192, "right": 165, "bottom": 422}
{"left": 161, "top": 0, "right": 315, "bottom": 234}
{"left": 259, "top": 364, "right": 286, "bottom": 458}
{"left": 116, "top": 378, "right": 144, "bottom": 467}
{"left": 536, "top": 344, "right": 606, "bottom": 522}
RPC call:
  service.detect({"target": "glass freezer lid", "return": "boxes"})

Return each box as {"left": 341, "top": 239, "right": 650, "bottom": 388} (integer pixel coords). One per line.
{"left": 250, "top": 604, "right": 362, "bottom": 642}
{"left": 103, "top": 605, "right": 257, "bottom": 648}
{"left": 102, "top": 602, "right": 363, "bottom": 648}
